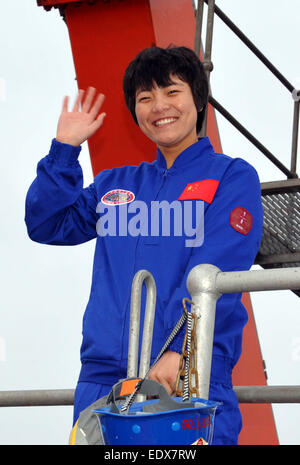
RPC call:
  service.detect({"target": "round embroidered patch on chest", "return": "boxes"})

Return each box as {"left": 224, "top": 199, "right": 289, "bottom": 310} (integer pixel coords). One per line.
{"left": 101, "top": 189, "right": 135, "bottom": 205}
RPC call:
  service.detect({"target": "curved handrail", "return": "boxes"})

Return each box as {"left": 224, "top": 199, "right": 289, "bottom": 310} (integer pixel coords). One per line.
{"left": 127, "top": 270, "right": 157, "bottom": 379}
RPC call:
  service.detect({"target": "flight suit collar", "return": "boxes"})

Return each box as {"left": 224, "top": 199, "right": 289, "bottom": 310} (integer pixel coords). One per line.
{"left": 155, "top": 137, "right": 214, "bottom": 173}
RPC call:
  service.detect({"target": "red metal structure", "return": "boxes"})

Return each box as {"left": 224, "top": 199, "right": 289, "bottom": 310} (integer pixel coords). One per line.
{"left": 37, "top": 0, "right": 279, "bottom": 445}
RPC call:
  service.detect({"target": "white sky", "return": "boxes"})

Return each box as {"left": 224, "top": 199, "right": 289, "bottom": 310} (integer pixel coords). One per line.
{"left": 0, "top": 0, "right": 299, "bottom": 445}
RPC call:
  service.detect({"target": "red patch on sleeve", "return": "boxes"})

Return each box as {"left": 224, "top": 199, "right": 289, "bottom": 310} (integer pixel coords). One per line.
{"left": 178, "top": 179, "right": 219, "bottom": 204}
{"left": 230, "top": 207, "right": 253, "bottom": 235}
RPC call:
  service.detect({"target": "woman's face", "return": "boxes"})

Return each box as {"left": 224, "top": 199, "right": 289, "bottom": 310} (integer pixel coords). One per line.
{"left": 135, "top": 75, "right": 198, "bottom": 153}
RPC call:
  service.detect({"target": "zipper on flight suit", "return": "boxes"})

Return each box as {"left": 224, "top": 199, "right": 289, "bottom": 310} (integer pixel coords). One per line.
{"left": 120, "top": 167, "right": 170, "bottom": 367}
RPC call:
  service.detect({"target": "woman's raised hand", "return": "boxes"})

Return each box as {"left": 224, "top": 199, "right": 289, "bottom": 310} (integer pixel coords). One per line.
{"left": 56, "top": 87, "right": 106, "bottom": 147}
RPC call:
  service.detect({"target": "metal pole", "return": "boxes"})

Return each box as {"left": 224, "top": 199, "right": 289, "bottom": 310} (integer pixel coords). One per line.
{"left": 194, "top": 0, "right": 204, "bottom": 57}
{"left": 2, "top": 385, "right": 300, "bottom": 406}
{"left": 127, "top": 270, "right": 157, "bottom": 379}
{"left": 215, "top": 266, "right": 300, "bottom": 294}
{"left": 291, "top": 90, "right": 300, "bottom": 174}
{"left": 0, "top": 389, "right": 74, "bottom": 407}
{"left": 209, "top": 95, "right": 297, "bottom": 179}
{"left": 186, "top": 264, "right": 221, "bottom": 399}
{"left": 203, "top": 0, "right": 215, "bottom": 80}
{"left": 234, "top": 386, "right": 300, "bottom": 404}
{"left": 204, "top": 0, "right": 294, "bottom": 94}
{"left": 199, "top": 0, "right": 215, "bottom": 138}
{"left": 186, "top": 264, "right": 300, "bottom": 400}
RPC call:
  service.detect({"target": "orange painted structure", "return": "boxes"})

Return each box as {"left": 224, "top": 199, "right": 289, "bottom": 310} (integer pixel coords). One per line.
{"left": 37, "top": 0, "right": 279, "bottom": 444}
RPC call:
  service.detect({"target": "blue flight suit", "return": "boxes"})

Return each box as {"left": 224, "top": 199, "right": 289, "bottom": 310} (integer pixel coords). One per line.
{"left": 25, "top": 136, "right": 263, "bottom": 444}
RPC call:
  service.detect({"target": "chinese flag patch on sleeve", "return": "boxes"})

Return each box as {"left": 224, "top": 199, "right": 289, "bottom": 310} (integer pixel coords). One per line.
{"left": 178, "top": 179, "right": 219, "bottom": 204}
{"left": 230, "top": 207, "right": 253, "bottom": 235}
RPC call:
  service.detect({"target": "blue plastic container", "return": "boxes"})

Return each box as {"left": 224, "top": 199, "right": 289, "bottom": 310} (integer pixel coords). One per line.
{"left": 94, "top": 396, "right": 220, "bottom": 445}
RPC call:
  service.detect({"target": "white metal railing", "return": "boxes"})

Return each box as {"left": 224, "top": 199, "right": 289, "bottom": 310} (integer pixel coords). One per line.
{"left": 1, "top": 385, "right": 300, "bottom": 407}
{"left": 1, "top": 265, "right": 300, "bottom": 408}
{"left": 187, "top": 264, "right": 300, "bottom": 399}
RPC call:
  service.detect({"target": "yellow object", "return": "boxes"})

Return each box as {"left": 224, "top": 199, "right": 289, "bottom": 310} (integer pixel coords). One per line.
{"left": 69, "top": 420, "right": 79, "bottom": 445}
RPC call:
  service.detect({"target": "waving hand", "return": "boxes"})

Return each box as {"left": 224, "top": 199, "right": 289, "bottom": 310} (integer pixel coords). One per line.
{"left": 56, "top": 87, "right": 106, "bottom": 147}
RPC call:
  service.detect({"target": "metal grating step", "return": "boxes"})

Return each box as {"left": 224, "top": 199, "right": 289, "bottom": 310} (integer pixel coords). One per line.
{"left": 255, "top": 180, "right": 300, "bottom": 297}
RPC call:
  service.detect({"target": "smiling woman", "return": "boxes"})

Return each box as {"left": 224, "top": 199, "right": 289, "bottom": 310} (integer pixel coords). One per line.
{"left": 25, "top": 45, "right": 264, "bottom": 445}
{"left": 135, "top": 78, "right": 199, "bottom": 168}
{"left": 123, "top": 47, "right": 208, "bottom": 168}
{"left": 123, "top": 46, "right": 208, "bottom": 132}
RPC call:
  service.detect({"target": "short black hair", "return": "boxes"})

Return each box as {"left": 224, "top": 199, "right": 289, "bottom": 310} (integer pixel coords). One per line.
{"left": 123, "top": 46, "right": 209, "bottom": 134}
